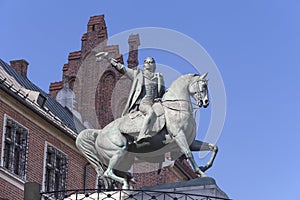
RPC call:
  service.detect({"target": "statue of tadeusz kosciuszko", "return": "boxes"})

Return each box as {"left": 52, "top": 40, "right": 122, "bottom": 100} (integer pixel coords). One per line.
{"left": 96, "top": 52, "right": 165, "bottom": 143}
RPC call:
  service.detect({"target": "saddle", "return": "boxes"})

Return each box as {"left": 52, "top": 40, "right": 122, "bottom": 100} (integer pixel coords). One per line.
{"left": 119, "top": 102, "right": 165, "bottom": 136}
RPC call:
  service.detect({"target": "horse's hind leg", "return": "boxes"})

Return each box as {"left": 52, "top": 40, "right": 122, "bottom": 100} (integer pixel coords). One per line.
{"left": 76, "top": 130, "right": 104, "bottom": 176}
{"left": 103, "top": 148, "right": 129, "bottom": 189}
{"left": 173, "top": 131, "right": 206, "bottom": 177}
{"left": 190, "top": 140, "right": 218, "bottom": 172}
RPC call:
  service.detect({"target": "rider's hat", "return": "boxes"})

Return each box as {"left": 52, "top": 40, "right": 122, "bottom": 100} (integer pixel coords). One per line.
{"left": 144, "top": 57, "right": 155, "bottom": 64}
{"left": 143, "top": 57, "right": 156, "bottom": 72}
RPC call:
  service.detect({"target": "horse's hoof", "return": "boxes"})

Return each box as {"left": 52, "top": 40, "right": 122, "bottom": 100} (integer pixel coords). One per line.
{"left": 196, "top": 173, "right": 207, "bottom": 178}
{"left": 103, "top": 171, "right": 110, "bottom": 178}
{"left": 199, "top": 166, "right": 208, "bottom": 172}
{"left": 122, "top": 184, "right": 130, "bottom": 190}
{"left": 195, "top": 169, "right": 207, "bottom": 177}
{"left": 130, "top": 177, "right": 138, "bottom": 184}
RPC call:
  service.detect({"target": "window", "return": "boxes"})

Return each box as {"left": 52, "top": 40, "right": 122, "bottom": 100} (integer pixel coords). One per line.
{"left": 44, "top": 144, "right": 67, "bottom": 199}
{"left": 1, "top": 116, "right": 28, "bottom": 179}
{"left": 95, "top": 71, "right": 116, "bottom": 128}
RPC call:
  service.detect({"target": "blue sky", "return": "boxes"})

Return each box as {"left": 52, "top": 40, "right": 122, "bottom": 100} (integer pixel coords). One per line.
{"left": 1, "top": 0, "right": 300, "bottom": 199}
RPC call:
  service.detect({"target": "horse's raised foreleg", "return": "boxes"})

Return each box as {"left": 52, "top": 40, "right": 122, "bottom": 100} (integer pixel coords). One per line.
{"left": 173, "top": 132, "right": 206, "bottom": 177}
{"left": 190, "top": 140, "right": 218, "bottom": 172}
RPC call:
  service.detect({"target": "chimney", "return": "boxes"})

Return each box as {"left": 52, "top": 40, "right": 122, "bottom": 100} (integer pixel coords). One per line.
{"left": 81, "top": 15, "right": 108, "bottom": 59}
{"left": 10, "top": 59, "right": 29, "bottom": 77}
{"left": 127, "top": 34, "right": 140, "bottom": 69}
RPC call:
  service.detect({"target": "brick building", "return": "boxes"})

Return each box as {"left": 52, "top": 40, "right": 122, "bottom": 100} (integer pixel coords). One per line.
{"left": 0, "top": 59, "right": 99, "bottom": 199}
{"left": 0, "top": 14, "right": 197, "bottom": 200}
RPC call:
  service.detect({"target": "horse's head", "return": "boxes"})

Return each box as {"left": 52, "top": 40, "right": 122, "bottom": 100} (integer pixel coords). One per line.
{"left": 189, "top": 73, "right": 209, "bottom": 108}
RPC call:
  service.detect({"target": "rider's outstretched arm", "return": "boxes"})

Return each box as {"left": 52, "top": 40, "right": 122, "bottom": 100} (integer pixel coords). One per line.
{"left": 95, "top": 52, "right": 137, "bottom": 80}
{"left": 110, "top": 58, "right": 136, "bottom": 80}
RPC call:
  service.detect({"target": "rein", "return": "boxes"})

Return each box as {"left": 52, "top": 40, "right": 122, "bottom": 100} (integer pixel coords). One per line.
{"left": 160, "top": 75, "right": 206, "bottom": 116}
{"left": 161, "top": 99, "right": 200, "bottom": 115}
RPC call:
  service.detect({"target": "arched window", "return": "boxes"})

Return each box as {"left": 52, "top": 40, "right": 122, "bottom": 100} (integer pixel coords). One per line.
{"left": 95, "top": 71, "right": 116, "bottom": 128}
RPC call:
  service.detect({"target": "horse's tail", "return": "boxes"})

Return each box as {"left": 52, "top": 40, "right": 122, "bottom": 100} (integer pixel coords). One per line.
{"left": 76, "top": 129, "right": 105, "bottom": 176}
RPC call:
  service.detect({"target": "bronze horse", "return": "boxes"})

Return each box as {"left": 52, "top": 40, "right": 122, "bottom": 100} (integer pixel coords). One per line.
{"left": 76, "top": 73, "right": 218, "bottom": 189}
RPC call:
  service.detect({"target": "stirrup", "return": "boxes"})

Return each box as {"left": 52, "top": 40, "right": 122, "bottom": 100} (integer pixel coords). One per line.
{"left": 136, "top": 134, "right": 151, "bottom": 143}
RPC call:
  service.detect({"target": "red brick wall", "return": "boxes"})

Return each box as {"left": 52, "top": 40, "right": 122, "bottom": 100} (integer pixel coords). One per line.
{"left": 0, "top": 96, "right": 97, "bottom": 199}
{"left": 95, "top": 70, "right": 116, "bottom": 127}
{"left": 0, "top": 179, "right": 23, "bottom": 200}
{"left": 49, "top": 15, "right": 109, "bottom": 98}
{"left": 133, "top": 168, "right": 186, "bottom": 189}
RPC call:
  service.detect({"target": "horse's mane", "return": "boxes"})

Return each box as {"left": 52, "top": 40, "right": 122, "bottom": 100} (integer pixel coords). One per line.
{"left": 168, "top": 74, "right": 199, "bottom": 88}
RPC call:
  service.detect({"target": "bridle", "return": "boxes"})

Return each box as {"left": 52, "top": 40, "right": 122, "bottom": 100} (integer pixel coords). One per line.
{"left": 161, "top": 76, "right": 208, "bottom": 116}
{"left": 190, "top": 77, "right": 208, "bottom": 107}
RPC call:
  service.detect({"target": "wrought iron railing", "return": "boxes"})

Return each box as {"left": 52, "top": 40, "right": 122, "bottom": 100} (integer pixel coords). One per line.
{"left": 40, "top": 189, "right": 231, "bottom": 200}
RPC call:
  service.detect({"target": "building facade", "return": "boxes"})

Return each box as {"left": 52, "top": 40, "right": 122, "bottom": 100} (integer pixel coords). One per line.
{"left": 0, "top": 14, "right": 196, "bottom": 200}
{"left": 0, "top": 59, "right": 98, "bottom": 200}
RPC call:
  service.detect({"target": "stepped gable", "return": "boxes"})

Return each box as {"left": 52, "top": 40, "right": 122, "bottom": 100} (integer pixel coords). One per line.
{"left": 49, "top": 15, "right": 109, "bottom": 99}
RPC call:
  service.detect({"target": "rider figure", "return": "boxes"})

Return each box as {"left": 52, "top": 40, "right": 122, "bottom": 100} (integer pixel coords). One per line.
{"left": 110, "top": 57, "right": 165, "bottom": 143}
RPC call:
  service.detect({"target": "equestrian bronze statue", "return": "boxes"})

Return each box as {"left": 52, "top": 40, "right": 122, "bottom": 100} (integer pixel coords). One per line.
{"left": 76, "top": 52, "right": 218, "bottom": 189}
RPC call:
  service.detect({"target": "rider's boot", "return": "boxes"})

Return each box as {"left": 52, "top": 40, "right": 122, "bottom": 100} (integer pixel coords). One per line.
{"left": 136, "top": 107, "right": 154, "bottom": 143}
{"left": 136, "top": 119, "right": 152, "bottom": 143}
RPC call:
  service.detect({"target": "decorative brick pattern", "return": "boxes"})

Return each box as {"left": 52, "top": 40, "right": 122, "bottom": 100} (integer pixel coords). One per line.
{"left": 49, "top": 15, "right": 109, "bottom": 98}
